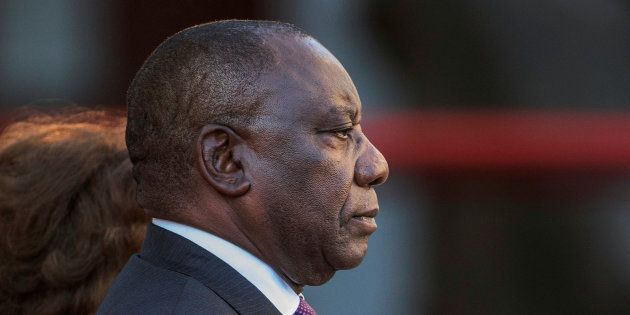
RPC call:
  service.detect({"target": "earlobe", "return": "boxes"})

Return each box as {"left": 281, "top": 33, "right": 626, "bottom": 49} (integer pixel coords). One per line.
{"left": 197, "top": 124, "right": 251, "bottom": 197}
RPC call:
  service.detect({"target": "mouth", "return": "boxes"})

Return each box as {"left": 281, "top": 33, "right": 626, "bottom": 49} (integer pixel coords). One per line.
{"left": 347, "top": 208, "right": 379, "bottom": 234}
{"left": 351, "top": 208, "right": 378, "bottom": 220}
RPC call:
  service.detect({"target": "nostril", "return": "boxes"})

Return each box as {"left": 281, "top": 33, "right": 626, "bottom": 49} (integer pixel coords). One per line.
{"left": 368, "top": 171, "right": 388, "bottom": 187}
{"left": 356, "top": 163, "right": 389, "bottom": 188}
{"left": 369, "top": 157, "right": 389, "bottom": 188}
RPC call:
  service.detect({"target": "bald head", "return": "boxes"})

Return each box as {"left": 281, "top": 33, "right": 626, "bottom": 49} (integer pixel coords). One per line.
{"left": 126, "top": 20, "right": 307, "bottom": 213}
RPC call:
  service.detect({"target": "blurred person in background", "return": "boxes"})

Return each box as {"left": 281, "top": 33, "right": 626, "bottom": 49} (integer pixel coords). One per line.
{"left": 0, "top": 106, "right": 149, "bottom": 314}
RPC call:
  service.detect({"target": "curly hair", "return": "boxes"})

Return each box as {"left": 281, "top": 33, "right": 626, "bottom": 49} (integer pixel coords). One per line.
{"left": 0, "top": 108, "right": 148, "bottom": 314}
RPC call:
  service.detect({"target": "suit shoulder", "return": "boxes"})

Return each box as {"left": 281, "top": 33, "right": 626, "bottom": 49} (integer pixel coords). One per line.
{"left": 173, "top": 276, "right": 236, "bottom": 314}
{"left": 98, "top": 255, "right": 235, "bottom": 315}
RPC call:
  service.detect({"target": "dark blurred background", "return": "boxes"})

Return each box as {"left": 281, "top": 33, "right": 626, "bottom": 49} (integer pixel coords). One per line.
{"left": 2, "top": 0, "right": 630, "bottom": 313}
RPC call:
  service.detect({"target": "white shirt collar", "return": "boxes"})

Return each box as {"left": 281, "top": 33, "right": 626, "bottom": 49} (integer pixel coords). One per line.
{"left": 152, "top": 218, "right": 299, "bottom": 315}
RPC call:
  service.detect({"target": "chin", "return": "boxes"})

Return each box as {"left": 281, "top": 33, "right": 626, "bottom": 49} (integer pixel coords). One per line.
{"left": 298, "top": 239, "right": 370, "bottom": 286}
{"left": 335, "top": 254, "right": 366, "bottom": 270}
{"left": 328, "top": 241, "right": 369, "bottom": 270}
{"left": 304, "top": 270, "right": 337, "bottom": 286}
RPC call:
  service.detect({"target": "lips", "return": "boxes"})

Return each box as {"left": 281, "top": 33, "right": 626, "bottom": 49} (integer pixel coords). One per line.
{"left": 347, "top": 208, "right": 379, "bottom": 234}
{"left": 353, "top": 208, "right": 378, "bottom": 219}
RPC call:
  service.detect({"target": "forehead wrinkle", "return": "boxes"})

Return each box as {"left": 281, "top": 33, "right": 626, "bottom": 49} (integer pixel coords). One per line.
{"left": 325, "top": 102, "right": 358, "bottom": 123}
{"left": 333, "top": 89, "right": 361, "bottom": 120}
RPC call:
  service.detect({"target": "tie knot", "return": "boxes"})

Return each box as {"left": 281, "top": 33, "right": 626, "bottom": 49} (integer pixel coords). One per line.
{"left": 293, "top": 296, "right": 316, "bottom": 315}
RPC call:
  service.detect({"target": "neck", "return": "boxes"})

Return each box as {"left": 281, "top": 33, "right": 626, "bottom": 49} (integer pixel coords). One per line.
{"left": 166, "top": 205, "right": 305, "bottom": 294}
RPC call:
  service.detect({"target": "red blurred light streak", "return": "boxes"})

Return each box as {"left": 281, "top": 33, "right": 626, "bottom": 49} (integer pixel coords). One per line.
{"left": 362, "top": 110, "right": 630, "bottom": 171}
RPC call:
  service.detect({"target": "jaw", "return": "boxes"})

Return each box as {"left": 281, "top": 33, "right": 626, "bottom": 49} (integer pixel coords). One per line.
{"left": 284, "top": 264, "right": 337, "bottom": 288}
{"left": 269, "top": 237, "right": 345, "bottom": 288}
{"left": 284, "top": 228, "right": 372, "bottom": 286}
{"left": 323, "top": 235, "right": 370, "bottom": 270}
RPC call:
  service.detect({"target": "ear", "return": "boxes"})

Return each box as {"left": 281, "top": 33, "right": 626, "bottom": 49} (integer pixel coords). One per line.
{"left": 196, "top": 124, "right": 250, "bottom": 197}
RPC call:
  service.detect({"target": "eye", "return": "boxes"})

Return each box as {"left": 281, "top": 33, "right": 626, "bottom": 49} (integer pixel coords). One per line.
{"left": 333, "top": 128, "right": 352, "bottom": 140}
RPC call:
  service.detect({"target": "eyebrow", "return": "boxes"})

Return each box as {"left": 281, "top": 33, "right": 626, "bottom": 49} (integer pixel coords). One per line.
{"left": 332, "top": 92, "right": 360, "bottom": 121}
{"left": 326, "top": 104, "right": 358, "bottom": 124}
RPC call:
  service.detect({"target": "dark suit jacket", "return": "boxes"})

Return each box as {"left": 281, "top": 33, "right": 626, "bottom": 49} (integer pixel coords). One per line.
{"left": 98, "top": 224, "right": 281, "bottom": 315}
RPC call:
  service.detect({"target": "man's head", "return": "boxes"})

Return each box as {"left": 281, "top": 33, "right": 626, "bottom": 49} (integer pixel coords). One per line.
{"left": 126, "top": 20, "right": 389, "bottom": 290}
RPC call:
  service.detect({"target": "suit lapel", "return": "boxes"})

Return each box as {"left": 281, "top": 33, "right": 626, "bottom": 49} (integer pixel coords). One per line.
{"left": 140, "top": 224, "right": 281, "bottom": 315}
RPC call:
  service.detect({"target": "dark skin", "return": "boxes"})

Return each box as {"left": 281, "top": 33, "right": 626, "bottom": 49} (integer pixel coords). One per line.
{"left": 166, "top": 34, "right": 389, "bottom": 293}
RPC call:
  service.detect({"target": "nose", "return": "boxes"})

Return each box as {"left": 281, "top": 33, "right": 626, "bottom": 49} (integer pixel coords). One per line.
{"left": 354, "top": 136, "right": 389, "bottom": 188}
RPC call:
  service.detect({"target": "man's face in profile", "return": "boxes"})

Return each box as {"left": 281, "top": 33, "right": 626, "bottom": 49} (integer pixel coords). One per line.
{"left": 237, "top": 35, "right": 389, "bottom": 286}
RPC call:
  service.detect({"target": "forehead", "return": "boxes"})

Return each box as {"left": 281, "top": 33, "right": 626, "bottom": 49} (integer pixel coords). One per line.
{"left": 256, "top": 35, "right": 361, "bottom": 124}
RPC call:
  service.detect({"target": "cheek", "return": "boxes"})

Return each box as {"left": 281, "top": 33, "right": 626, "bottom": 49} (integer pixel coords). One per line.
{"left": 250, "top": 132, "right": 356, "bottom": 222}
{"left": 296, "top": 148, "right": 352, "bottom": 200}
{"left": 261, "top": 146, "right": 353, "bottom": 219}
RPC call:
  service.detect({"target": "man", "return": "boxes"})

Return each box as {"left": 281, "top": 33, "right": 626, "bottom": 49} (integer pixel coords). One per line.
{"left": 98, "top": 20, "right": 389, "bottom": 315}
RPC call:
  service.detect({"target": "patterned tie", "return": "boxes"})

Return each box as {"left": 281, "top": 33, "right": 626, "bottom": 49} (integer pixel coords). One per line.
{"left": 293, "top": 296, "right": 316, "bottom": 315}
